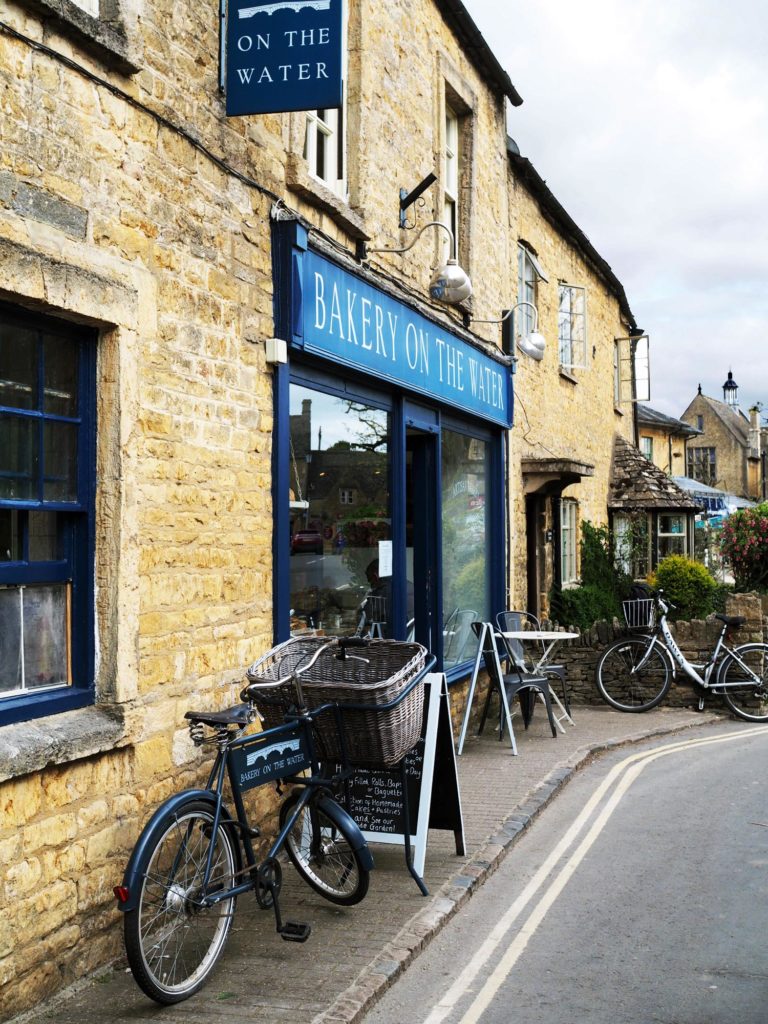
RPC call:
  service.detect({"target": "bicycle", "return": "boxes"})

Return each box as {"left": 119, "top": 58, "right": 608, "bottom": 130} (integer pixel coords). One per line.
{"left": 596, "top": 589, "right": 768, "bottom": 720}
{"left": 113, "top": 634, "right": 428, "bottom": 1005}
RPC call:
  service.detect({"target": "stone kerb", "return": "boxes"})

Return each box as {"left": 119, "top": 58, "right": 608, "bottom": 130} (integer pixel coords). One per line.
{"left": 546, "top": 592, "right": 766, "bottom": 708}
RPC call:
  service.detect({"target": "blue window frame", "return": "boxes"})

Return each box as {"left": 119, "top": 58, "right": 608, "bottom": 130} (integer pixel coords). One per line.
{"left": 0, "top": 304, "right": 96, "bottom": 725}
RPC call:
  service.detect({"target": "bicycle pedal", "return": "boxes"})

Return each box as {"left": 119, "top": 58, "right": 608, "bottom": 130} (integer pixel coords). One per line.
{"left": 280, "top": 921, "right": 311, "bottom": 943}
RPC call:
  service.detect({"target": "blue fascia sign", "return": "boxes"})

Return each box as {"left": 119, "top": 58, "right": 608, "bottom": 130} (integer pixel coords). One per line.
{"left": 226, "top": 0, "right": 344, "bottom": 116}
{"left": 298, "top": 251, "right": 513, "bottom": 428}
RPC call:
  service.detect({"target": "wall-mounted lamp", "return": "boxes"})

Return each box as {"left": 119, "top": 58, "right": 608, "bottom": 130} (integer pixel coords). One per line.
{"left": 358, "top": 220, "right": 472, "bottom": 306}
{"left": 470, "top": 300, "right": 546, "bottom": 361}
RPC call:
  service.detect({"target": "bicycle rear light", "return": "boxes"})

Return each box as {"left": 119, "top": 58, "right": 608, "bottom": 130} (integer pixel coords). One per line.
{"left": 113, "top": 885, "right": 130, "bottom": 904}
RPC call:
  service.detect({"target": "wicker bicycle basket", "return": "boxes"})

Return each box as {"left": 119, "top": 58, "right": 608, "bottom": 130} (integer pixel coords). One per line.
{"left": 622, "top": 598, "right": 655, "bottom": 631}
{"left": 246, "top": 637, "right": 428, "bottom": 767}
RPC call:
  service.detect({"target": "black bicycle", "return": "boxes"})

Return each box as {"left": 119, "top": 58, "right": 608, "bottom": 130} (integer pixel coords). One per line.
{"left": 114, "top": 634, "right": 428, "bottom": 1004}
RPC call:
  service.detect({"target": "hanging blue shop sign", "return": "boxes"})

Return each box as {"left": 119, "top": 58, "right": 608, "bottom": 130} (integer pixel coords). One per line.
{"left": 226, "top": 0, "right": 344, "bottom": 116}
{"left": 296, "top": 251, "right": 513, "bottom": 428}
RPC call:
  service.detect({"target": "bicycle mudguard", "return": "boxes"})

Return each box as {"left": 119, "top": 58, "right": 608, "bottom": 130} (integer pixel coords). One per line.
{"left": 316, "top": 792, "right": 374, "bottom": 871}
{"left": 114, "top": 789, "right": 223, "bottom": 912}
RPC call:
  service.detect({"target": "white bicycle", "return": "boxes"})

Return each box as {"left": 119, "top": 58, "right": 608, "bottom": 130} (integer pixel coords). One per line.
{"left": 596, "top": 589, "right": 768, "bottom": 720}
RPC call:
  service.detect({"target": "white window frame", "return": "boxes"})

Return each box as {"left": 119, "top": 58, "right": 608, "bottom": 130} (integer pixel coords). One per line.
{"left": 558, "top": 284, "right": 587, "bottom": 370}
{"left": 339, "top": 487, "right": 355, "bottom": 505}
{"left": 443, "top": 105, "right": 459, "bottom": 261}
{"left": 640, "top": 436, "right": 654, "bottom": 461}
{"left": 305, "top": 103, "right": 346, "bottom": 196}
{"left": 70, "top": 0, "right": 99, "bottom": 14}
{"left": 657, "top": 513, "right": 687, "bottom": 558}
{"left": 517, "top": 244, "right": 548, "bottom": 338}
{"left": 560, "top": 499, "right": 578, "bottom": 586}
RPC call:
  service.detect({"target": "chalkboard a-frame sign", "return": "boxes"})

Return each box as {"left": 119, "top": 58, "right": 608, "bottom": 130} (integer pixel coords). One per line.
{"left": 344, "top": 673, "right": 465, "bottom": 894}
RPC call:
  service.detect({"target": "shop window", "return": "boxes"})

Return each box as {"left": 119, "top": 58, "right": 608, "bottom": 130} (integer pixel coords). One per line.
{"left": 304, "top": 103, "right": 345, "bottom": 197}
{"left": 289, "top": 385, "right": 390, "bottom": 634}
{"left": 687, "top": 446, "right": 716, "bottom": 486}
{"left": 0, "top": 306, "right": 95, "bottom": 725}
{"left": 558, "top": 284, "right": 587, "bottom": 370}
{"left": 441, "top": 431, "right": 490, "bottom": 669}
{"left": 657, "top": 513, "right": 687, "bottom": 560}
{"left": 560, "top": 499, "right": 578, "bottom": 586}
{"left": 518, "top": 243, "right": 548, "bottom": 339}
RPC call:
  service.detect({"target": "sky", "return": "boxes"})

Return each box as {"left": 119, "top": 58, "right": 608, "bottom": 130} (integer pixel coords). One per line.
{"left": 464, "top": 0, "right": 768, "bottom": 423}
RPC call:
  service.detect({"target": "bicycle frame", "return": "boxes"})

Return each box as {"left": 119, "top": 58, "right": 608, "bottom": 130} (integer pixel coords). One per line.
{"left": 117, "top": 710, "right": 371, "bottom": 914}
{"left": 634, "top": 595, "right": 762, "bottom": 693}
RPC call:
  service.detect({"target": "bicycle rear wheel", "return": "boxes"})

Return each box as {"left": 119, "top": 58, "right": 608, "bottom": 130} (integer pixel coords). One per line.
{"left": 719, "top": 643, "right": 768, "bottom": 722}
{"left": 596, "top": 636, "right": 671, "bottom": 712}
{"left": 124, "top": 799, "right": 240, "bottom": 1004}
{"left": 279, "top": 790, "right": 369, "bottom": 905}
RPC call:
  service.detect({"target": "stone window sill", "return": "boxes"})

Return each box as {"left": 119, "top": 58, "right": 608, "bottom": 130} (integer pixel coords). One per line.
{"left": 17, "top": 0, "right": 140, "bottom": 76}
{"left": 0, "top": 704, "right": 132, "bottom": 783}
{"left": 285, "top": 155, "right": 368, "bottom": 241}
{"left": 559, "top": 367, "right": 578, "bottom": 385}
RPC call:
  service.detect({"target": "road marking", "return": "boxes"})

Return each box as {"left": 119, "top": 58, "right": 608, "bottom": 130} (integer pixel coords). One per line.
{"left": 423, "top": 725, "right": 768, "bottom": 1024}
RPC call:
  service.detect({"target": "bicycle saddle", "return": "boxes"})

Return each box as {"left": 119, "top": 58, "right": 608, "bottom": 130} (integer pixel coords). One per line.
{"left": 184, "top": 705, "right": 252, "bottom": 727}
{"left": 714, "top": 614, "right": 746, "bottom": 628}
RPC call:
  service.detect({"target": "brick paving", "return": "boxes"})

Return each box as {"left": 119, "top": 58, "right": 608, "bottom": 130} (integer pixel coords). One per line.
{"left": 21, "top": 704, "right": 723, "bottom": 1024}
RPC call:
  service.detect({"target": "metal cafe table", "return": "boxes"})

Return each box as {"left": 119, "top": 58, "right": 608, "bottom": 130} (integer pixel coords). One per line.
{"left": 500, "top": 629, "right": 579, "bottom": 732}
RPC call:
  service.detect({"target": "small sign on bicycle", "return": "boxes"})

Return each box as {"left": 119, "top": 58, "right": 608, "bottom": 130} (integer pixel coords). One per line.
{"left": 230, "top": 727, "right": 312, "bottom": 789}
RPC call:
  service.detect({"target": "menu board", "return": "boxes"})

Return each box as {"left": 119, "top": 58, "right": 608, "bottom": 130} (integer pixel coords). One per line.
{"left": 345, "top": 674, "right": 464, "bottom": 888}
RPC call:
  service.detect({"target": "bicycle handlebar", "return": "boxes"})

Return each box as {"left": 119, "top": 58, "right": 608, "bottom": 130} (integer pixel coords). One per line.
{"left": 241, "top": 635, "right": 373, "bottom": 700}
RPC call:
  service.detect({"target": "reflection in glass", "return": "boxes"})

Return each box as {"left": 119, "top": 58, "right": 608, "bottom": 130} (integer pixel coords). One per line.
{"left": 289, "top": 386, "right": 390, "bottom": 635}
{"left": 23, "top": 584, "right": 69, "bottom": 688}
{"left": 0, "top": 416, "right": 36, "bottom": 500}
{"left": 0, "top": 510, "right": 21, "bottom": 562}
{"left": 0, "top": 325, "right": 36, "bottom": 409}
{"left": 0, "top": 589, "right": 23, "bottom": 693}
{"left": 441, "top": 431, "right": 490, "bottom": 668}
{"left": 43, "top": 335, "right": 78, "bottom": 416}
{"left": 28, "top": 512, "right": 60, "bottom": 561}
{"left": 43, "top": 422, "right": 78, "bottom": 501}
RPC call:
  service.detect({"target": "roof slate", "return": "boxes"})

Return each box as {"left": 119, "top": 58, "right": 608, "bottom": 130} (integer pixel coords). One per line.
{"left": 609, "top": 435, "right": 703, "bottom": 511}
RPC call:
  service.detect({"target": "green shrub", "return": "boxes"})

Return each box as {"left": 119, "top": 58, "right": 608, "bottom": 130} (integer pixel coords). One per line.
{"left": 651, "top": 555, "right": 718, "bottom": 620}
{"left": 555, "top": 584, "right": 620, "bottom": 631}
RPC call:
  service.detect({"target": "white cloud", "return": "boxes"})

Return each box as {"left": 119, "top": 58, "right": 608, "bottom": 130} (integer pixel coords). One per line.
{"left": 465, "top": 0, "right": 768, "bottom": 419}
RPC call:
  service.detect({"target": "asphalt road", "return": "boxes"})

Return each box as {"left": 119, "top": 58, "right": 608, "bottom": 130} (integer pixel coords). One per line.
{"left": 362, "top": 723, "right": 768, "bottom": 1024}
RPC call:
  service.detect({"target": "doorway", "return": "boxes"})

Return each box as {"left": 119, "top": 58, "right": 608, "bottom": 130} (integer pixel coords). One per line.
{"left": 406, "top": 427, "right": 439, "bottom": 655}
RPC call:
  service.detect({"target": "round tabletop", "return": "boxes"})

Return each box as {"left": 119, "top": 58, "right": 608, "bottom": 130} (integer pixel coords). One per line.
{"left": 501, "top": 630, "right": 580, "bottom": 641}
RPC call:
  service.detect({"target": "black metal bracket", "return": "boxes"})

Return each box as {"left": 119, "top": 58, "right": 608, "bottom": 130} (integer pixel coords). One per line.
{"left": 399, "top": 173, "right": 437, "bottom": 228}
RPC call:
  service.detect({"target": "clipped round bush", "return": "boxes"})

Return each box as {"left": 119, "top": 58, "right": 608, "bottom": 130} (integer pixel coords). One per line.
{"left": 652, "top": 555, "right": 718, "bottom": 620}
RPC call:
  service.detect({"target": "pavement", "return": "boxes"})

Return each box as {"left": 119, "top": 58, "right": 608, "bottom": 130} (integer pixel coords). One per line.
{"left": 23, "top": 703, "right": 724, "bottom": 1024}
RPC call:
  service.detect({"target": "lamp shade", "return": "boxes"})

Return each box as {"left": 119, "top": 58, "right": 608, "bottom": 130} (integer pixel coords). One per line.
{"left": 429, "top": 259, "right": 472, "bottom": 304}
{"left": 517, "top": 331, "right": 546, "bottom": 361}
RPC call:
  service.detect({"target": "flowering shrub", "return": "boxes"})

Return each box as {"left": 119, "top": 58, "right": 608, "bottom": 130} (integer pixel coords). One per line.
{"left": 720, "top": 503, "right": 768, "bottom": 591}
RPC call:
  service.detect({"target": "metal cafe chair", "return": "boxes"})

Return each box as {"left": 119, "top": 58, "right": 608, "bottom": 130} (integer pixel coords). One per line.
{"left": 470, "top": 621, "right": 557, "bottom": 755}
{"left": 496, "top": 610, "right": 573, "bottom": 729}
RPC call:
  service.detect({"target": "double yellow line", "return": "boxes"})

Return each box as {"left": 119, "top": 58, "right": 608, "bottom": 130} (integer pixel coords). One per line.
{"left": 425, "top": 724, "right": 768, "bottom": 1024}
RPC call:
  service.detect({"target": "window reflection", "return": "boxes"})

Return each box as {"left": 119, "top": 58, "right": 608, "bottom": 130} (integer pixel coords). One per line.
{"left": 441, "top": 430, "right": 489, "bottom": 668}
{"left": 289, "top": 386, "right": 390, "bottom": 634}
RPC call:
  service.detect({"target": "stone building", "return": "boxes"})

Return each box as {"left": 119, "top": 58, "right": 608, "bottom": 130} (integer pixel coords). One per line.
{"left": 0, "top": 0, "right": 648, "bottom": 1014}
{"left": 680, "top": 375, "right": 765, "bottom": 501}
{"left": 636, "top": 403, "right": 701, "bottom": 475}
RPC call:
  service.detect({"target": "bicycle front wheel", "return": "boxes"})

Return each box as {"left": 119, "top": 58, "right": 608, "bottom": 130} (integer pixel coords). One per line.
{"left": 596, "top": 636, "right": 671, "bottom": 712}
{"left": 720, "top": 643, "right": 768, "bottom": 721}
{"left": 124, "top": 799, "right": 240, "bottom": 1004}
{"left": 279, "top": 790, "right": 369, "bottom": 905}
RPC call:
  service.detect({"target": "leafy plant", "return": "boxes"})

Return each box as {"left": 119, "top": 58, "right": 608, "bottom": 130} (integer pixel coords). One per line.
{"left": 549, "top": 520, "right": 629, "bottom": 628}
{"left": 555, "top": 584, "right": 620, "bottom": 631}
{"left": 719, "top": 503, "right": 768, "bottom": 592}
{"left": 650, "top": 554, "right": 718, "bottom": 620}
